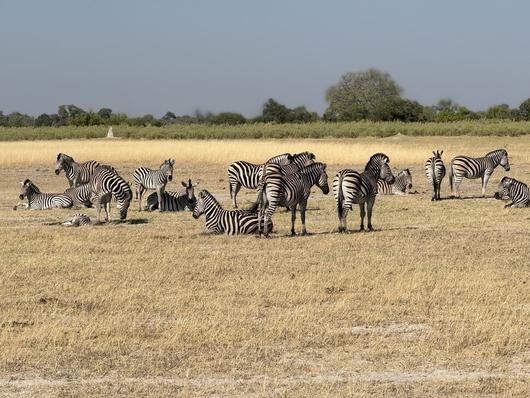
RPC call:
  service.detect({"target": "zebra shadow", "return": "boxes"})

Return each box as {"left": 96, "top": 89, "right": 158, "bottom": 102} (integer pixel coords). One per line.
{"left": 446, "top": 195, "right": 496, "bottom": 200}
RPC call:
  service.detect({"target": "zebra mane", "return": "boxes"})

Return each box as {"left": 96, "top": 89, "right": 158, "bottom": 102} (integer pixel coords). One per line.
{"left": 293, "top": 151, "right": 316, "bottom": 160}
{"left": 365, "top": 153, "right": 389, "bottom": 172}
{"left": 199, "top": 189, "right": 222, "bottom": 209}
{"left": 299, "top": 162, "right": 326, "bottom": 174}
{"left": 57, "top": 153, "right": 74, "bottom": 163}
{"left": 486, "top": 149, "right": 507, "bottom": 157}
{"left": 23, "top": 179, "right": 41, "bottom": 194}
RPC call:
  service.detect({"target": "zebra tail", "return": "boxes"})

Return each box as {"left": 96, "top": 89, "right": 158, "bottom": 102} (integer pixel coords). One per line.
{"left": 247, "top": 182, "right": 265, "bottom": 213}
{"left": 448, "top": 162, "right": 454, "bottom": 192}
{"left": 337, "top": 174, "right": 344, "bottom": 219}
{"left": 228, "top": 181, "right": 233, "bottom": 200}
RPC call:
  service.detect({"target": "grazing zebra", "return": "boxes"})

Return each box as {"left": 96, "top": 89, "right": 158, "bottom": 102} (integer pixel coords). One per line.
{"left": 62, "top": 213, "right": 92, "bottom": 227}
{"left": 494, "top": 177, "right": 530, "bottom": 208}
{"left": 14, "top": 179, "right": 73, "bottom": 210}
{"left": 89, "top": 166, "right": 132, "bottom": 222}
{"left": 333, "top": 153, "right": 395, "bottom": 233}
{"left": 449, "top": 149, "right": 510, "bottom": 198}
{"left": 228, "top": 152, "right": 315, "bottom": 208}
{"left": 134, "top": 159, "right": 175, "bottom": 211}
{"left": 64, "top": 184, "right": 93, "bottom": 208}
{"left": 251, "top": 162, "right": 329, "bottom": 237}
{"left": 377, "top": 169, "right": 413, "bottom": 195}
{"left": 192, "top": 189, "right": 272, "bottom": 235}
{"left": 145, "top": 179, "right": 199, "bottom": 211}
{"left": 55, "top": 153, "right": 100, "bottom": 187}
{"left": 425, "top": 150, "right": 446, "bottom": 201}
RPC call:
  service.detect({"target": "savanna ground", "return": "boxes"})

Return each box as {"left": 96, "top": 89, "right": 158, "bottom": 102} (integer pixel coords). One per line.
{"left": 0, "top": 136, "right": 529, "bottom": 397}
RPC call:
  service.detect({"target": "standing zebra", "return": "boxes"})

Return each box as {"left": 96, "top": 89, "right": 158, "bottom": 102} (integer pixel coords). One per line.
{"left": 145, "top": 179, "right": 199, "bottom": 211}
{"left": 494, "top": 177, "right": 529, "bottom": 208}
{"left": 64, "top": 184, "right": 93, "bottom": 208}
{"left": 251, "top": 162, "right": 329, "bottom": 237}
{"left": 89, "top": 166, "right": 132, "bottom": 222}
{"left": 63, "top": 213, "right": 92, "bottom": 227}
{"left": 228, "top": 152, "right": 315, "bottom": 208}
{"left": 192, "top": 189, "right": 273, "bottom": 235}
{"left": 449, "top": 149, "right": 510, "bottom": 198}
{"left": 425, "top": 150, "right": 446, "bottom": 201}
{"left": 55, "top": 153, "right": 100, "bottom": 187}
{"left": 134, "top": 159, "right": 174, "bottom": 211}
{"left": 333, "top": 153, "right": 395, "bottom": 233}
{"left": 377, "top": 169, "right": 413, "bottom": 195}
{"left": 15, "top": 179, "right": 73, "bottom": 210}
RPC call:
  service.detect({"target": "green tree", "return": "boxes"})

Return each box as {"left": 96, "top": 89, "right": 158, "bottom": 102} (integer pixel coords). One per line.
{"left": 0, "top": 111, "right": 7, "bottom": 126}
{"left": 289, "top": 106, "right": 319, "bottom": 123}
{"left": 97, "top": 108, "right": 113, "bottom": 120}
{"left": 35, "top": 113, "right": 53, "bottom": 127}
{"left": 161, "top": 111, "right": 177, "bottom": 124}
{"left": 262, "top": 99, "right": 291, "bottom": 123}
{"left": 518, "top": 98, "right": 530, "bottom": 120}
{"left": 485, "top": 104, "right": 512, "bottom": 119}
{"left": 371, "top": 97, "right": 424, "bottom": 122}
{"left": 211, "top": 112, "right": 246, "bottom": 125}
{"left": 7, "top": 112, "right": 34, "bottom": 127}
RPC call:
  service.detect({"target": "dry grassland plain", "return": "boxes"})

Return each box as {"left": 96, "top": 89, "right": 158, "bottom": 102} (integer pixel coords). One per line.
{"left": 0, "top": 136, "right": 529, "bottom": 397}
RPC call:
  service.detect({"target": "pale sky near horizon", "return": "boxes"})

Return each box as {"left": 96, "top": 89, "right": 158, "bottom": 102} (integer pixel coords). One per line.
{"left": 1, "top": 0, "right": 529, "bottom": 117}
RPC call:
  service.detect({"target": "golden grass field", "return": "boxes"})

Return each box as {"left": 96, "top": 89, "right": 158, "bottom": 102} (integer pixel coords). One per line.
{"left": 0, "top": 137, "right": 529, "bottom": 397}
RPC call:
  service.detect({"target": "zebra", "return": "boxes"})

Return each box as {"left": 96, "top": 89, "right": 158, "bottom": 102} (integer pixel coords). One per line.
{"left": 494, "top": 177, "right": 530, "bottom": 208}
{"left": 425, "top": 150, "right": 446, "bottom": 201}
{"left": 228, "top": 152, "right": 315, "bottom": 208}
{"left": 251, "top": 162, "right": 329, "bottom": 237}
{"left": 62, "top": 213, "right": 92, "bottom": 227}
{"left": 145, "top": 179, "right": 199, "bottom": 211}
{"left": 333, "top": 153, "right": 395, "bottom": 233}
{"left": 14, "top": 179, "right": 73, "bottom": 210}
{"left": 89, "top": 166, "right": 133, "bottom": 222}
{"left": 64, "top": 184, "right": 93, "bottom": 208}
{"left": 192, "top": 189, "right": 273, "bottom": 235}
{"left": 55, "top": 153, "right": 100, "bottom": 187}
{"left": 449, "top": 149, "right": 510, "bottom": 198}
{"left": 377, "top": 168, "right": 413, "bottom": 195}
{"left": 134, "top": 159, "right": 175, "bottom": 211}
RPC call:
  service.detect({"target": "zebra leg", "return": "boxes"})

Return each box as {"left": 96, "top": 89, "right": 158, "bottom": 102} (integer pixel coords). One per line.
{"left": 431, "top": 182, "right": 436, "bottom": 201}
{"left": 157, "top": 187, "right": 165, "bottom": 212}
{"left": 359, "top": 203, "right": 365, "bottom": 231}
{"left": 300, "top": 201, "right": 308, "bottom": 236}
{"left": 263, "top": 205, "right": 276, "bottom": 238}
{"left": 231, "top": 182, "right": 241, "bottom": 208}
{"left": 366, "top": 198, "right": 374, "bottom": 231}
{"left": 482, "top": 173, "right": 491, "bottom": 197}
{"left": 290, "top": 204, "right": 297, "bottom": 236}
{"left": 137, "top": 185, "right": 144, "bottom": 211}
{"left": 104, "top": 201, "right": 111, "bottom": 222}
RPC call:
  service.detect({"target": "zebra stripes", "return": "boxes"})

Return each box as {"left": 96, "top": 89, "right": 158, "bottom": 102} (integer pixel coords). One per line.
{"left": 425, "top": 150, "right": 446, "bottom": 201}
{"left": 64, "top": 184, "right": 93, "bottom": 208}
{"left": 63, "top": 213, "right": 92, "bottom": 227}
{"left": 89, "top": 166, "right": 132, "bottom": 222}
{"left": 333, "top": 153, "right": 394, "bottom": 232}
{"left": 134, "top": 159, "right": 175, "bottom": 211}
{"left": 377, "top": 169, "right": 412, "bottom": 195}
{"left": 449, "top": 149, "right": 510, "bottom": 198}
{"left": 193, "top": 189, "right": 272, "bottom": 235}
{"left": 55, "top": 153, "right": 100, "bottom": 187}
{"left": 253, "top": 162, "right": 329, "bottom": 237}
{"left": 494, "top": 177, "right": 529, "bottom": 208}
{"left": 15, "top": 179, "right": 73, "bottom": 210}
{"left": 145, "top": 179, "right": 198, "bottom": 211}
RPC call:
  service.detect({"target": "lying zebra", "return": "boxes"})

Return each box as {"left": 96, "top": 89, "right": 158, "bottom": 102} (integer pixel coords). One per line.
{"left": 377, "top": 169, "right": 413, "bottom": 195}
{"left": 193, "top": 189, "right": 272, "bottom": 235}
{"left": 64, "top": 184, "right": 93, "bottom": 208}
{"left": 62, "top": 213, "right": 92, "bottom": 227}
{"left": 145, "top": 179, "right": 199, "bottom": 211}
{"left": 494, "top": 177, "right": 529, "bottom": 208}
{"left": 14, "top": 179, "right": 73, "bottom": 210}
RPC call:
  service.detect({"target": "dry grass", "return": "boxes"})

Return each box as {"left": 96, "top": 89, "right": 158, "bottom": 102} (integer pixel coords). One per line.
{"left": 0, "top": 137, "right": 529, "bottom": 397}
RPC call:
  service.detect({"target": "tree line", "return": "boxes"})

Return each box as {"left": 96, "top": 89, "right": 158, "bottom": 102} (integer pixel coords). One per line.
{"left": 2, "top": 68, "right": 530, "bottom": 127}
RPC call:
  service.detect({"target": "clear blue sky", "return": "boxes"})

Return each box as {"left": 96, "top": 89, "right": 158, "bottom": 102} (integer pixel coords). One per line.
{"left": 1, "top": 0, "right": 529, "bottom": 117}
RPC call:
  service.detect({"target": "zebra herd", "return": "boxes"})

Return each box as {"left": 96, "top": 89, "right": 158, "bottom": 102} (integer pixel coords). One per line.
{"left": 14, "top": 148, "right": 529, "bottom": 233}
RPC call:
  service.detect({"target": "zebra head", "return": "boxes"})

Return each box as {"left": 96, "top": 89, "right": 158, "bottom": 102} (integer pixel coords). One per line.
{"left": 487, "top": 149, "right": 510, "bottom": 171}
{"left": 19, "top": 179, "right": 39, "bottom": 200}
{"left": 161, "top": 159, "right": 175, "bottom": 181}
{"left": 117, "top": 187, "right": 132, "bottom": 221}
{"left": 499, "top": 150, "right": 510, "bottom": 171}
{"left": 494, "top": 176, "right": 512, "bottom": 200}
{"left": 182, "top": 179, "right": 199, "bottom": 209}
{"left": 315, "top": 163, "right": 330, "bottom": 195}
{"left": 192, "top": 190, "right": 208, "bottom": 219}
{"left": 366, "top": 153, "right": 395, "bottom": 183}
{"left": 55, "top": 153, "right": 73, "bottom": 175}
{"left": 398, "top": 169, "right": 413, "bottom": 190}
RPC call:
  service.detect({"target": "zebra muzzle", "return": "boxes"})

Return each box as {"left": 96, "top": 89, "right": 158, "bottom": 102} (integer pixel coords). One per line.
{"left": 54, "top": 169, "right": 60, "bottom": 175}
{"left": 19, "top": 194, "right": 24, "bottom": 200}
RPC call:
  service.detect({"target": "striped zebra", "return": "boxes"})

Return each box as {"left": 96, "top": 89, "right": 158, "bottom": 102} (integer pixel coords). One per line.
{"left": 228, "top": 152, "right": 315, "bottom": 208}
{"left": 449, "top": 149, "right": 510, "bottom": 198}
{"left": 192, "top": 189, "right": 273, "bottom": 235}
{"left": 425, "top": 150, "right": 446, "bottom": 201}
{"left": 494, "top": 177, "right": 529, "bottom": 208}
{"left": 333, "top": 153, "right": 395, "bottom": 233}
{"left": 251, "top": 162, "right": 329, "bottom": 237}
{"left": 64, "top": 184, "right": 93, "bottom": 208}
{"left": 377, "top": 168, "right": 412, "bottom": 195}
{"left": 145, "top": 179, "right": 199, "bottom": 211}
{"left": 89, "top": 166, "right": 133, "bottom": 222}
{"left": 62, "top": 213, "right": 92, "bottom": 227}
{"left": 55, "top": 153, "right": 100, "bottom": 187}
{"left": 15, "top": 179, "right": 73, "bottom": 210}
{"left": 134, "top": 159, "right": 175, "bottom": 211}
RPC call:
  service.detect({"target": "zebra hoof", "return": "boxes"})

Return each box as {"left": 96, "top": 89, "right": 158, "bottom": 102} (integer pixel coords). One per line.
{"left": 301, "top": 231, "right": 307, "bottom": 236}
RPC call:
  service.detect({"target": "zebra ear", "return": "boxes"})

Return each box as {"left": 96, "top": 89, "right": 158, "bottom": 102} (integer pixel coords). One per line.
{"left": 181, "top": 181, "right": 187, "bottom": 187}
{"left": 20, "top": 181, "right": 24, "bottom": 186}
{"left": 322, "top": 163, "right": 327, "bottom": 170}
{"left": 56, "top": 153, "right": 61, "bottom": 160}
{"left": 310, "top": 153, "right": 316, "bottom": 159}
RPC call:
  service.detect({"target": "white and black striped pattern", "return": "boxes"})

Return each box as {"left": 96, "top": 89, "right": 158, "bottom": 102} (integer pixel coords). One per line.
{"left": 15, "top": 179, "right": 73, "bottom": 210}
{"left": 253, "top": 162, "right": 329, "bottom": 237}
{"left": 228, "top": 152, "right": 316, "bottom": 208}
{"left": 449, "top": 149, "right": 510, "bottom": 198}
{"left": 89, "top": 166, "right": 132, "bottom": 222}
{"left": 193, "top": 189, "right": 272, "bottom": 235}
{"left": 494, "top": 177, "right": 529, "bottom": 208}
{"left": 64, "top": 184, "right": 93, "bottom": 208}
{"left": 377, "top": 168, "right": 413, "bottom": 195}
{"left": 145, "top": 179, "right": 198, "bottom": 211}
{"left": 425, "top": 150, "right": 446, "bottom": 201}
{"left": 55, "top": 153, "right": 100, "bottom": 187}
{"left": 134, "top": 159, "right": 175, "bottom": 211}
{"left": 333, "top": 153, "right": 395, "bottom": 232}
{"left": 63, "top": 213, "right": 91, "bottom": 227}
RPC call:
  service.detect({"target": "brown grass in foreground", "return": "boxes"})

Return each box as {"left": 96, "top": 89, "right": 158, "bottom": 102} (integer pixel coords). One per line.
{"left": 0, "top": 137, "right": 529, "bottom": 397}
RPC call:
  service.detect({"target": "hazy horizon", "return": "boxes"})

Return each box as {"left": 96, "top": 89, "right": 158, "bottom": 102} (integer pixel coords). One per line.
{"left": 1, "top": 0, "right": 529, "bottom": 117}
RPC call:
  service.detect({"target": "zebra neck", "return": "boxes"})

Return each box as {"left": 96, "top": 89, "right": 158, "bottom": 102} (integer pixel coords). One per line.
{"left": 204, "top": 203, "right": 224, "bottom": 228}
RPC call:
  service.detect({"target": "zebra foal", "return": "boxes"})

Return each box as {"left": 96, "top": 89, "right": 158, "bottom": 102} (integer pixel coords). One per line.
{"left": 55, "top": 153, "right": 100, "bottom": 187}
{"left": 494, "top": 177, "right": 529, "bottom": 208}
{"left": 145, "top": 179, "right": 199, "bottom": 211}
{"left": 377, "top": 168, "right": 413, "bottom": 195}
{"left": 425, "top": 150, "right": 446, "bottom": 201}
{"left": 15, "top": 179, "right": 73, "bottom": 210}
{"left": 64, "top": 184, "right": 93, "bottom": 208}
{"left": 134, "top": 159, "right": 174, "bottom": 211}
